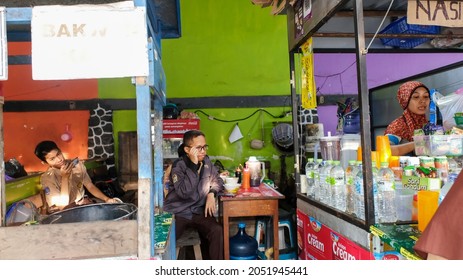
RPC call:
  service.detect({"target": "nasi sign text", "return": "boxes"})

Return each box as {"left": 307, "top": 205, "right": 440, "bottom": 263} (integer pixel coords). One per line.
{"left": 408, "top": 0, "right": 463, "bottom": 27}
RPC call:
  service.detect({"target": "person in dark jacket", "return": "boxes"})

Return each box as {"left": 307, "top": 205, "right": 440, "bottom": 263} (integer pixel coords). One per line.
{"left": 163, "top": 130, "right": 224, "bottom": 259}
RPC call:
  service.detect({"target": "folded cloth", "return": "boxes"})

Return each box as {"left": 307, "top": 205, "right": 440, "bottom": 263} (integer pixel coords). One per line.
{"left": 386, "top": 134, "right": 401, "bottom": 145}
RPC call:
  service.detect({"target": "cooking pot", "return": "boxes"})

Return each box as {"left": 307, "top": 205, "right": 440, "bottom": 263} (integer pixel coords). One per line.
{"left": 40, "top": 203, "right": 137, "bottom": 224}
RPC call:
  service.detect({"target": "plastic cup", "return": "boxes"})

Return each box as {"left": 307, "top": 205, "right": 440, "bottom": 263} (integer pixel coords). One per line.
{"left": 357, "top": 146, "right": 362, "bottom": 161}
{"left": 396, "top": 189, "right": 414, "bottom": 221}
{"left": 417, "top": 190, "right": 439, "bottom": 232}
{"left": 320, "top": 136, "right": 341, "bottom": 161}
{"left": 376, "top": 135, "right": 392, "bottom": 166}
{"left": 389, "top": 156, "right": 400, "bottom": 168}
{"left": 371, "top": 151, "right": 379, "bottom": 168}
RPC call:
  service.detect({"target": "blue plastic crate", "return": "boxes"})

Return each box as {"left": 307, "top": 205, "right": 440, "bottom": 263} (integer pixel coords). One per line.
{"left": 379, "top": 16, "right": 441, "bottom": 49}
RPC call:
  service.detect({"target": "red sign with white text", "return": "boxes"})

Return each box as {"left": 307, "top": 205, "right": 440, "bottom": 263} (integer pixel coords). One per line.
{"left": 305, "top": 216, "right": 332, "bottom": 260}
{"left": 330, "top": 230, "right": 373, "bottom": 260}
{"left": 162, "top": 119, "right": 200, "bottom": 138}
{"left": 296, "top": 209, "right": 307, "bottom": 260}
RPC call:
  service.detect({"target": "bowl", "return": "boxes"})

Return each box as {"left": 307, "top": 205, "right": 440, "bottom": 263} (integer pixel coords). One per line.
{"left": 224, "top": 183, "right": 240, "bottom": 193}
{"left": 225, "top": 177, "right": 239, "bottom": 185}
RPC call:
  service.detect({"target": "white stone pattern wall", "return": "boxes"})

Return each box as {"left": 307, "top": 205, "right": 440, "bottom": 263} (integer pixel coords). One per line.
{"left": 88, "top": 103, "right": 117, "bottom": 180}
{"left": 298, "top": 106, "right": 318, "bottom": 125}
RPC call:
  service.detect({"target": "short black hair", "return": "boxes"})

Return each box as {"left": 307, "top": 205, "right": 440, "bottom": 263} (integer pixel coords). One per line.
{"left": 183, "top": 130, "right": 205, "bottom": 147}
{"left": 34, "top": 140, "right": 59, "bottom": 162}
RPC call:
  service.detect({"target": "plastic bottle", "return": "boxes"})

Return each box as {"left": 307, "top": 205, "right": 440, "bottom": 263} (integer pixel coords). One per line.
{"left": 330, "top": 160, "right": 346, "bottom": 212}
{"left": 447, "top": 156, "right": 460, "bottom": 176}
{"left": 376, "top": 162, "right": 397, "bottom": 223}
{"left": 319, "top": 160, "right": 333, "bottom": 205}
{"left": 313, "top": 159, "right": 323, "bottom": 201}
{"left": 241, "top": 164, "right": 251, "bottom": 190}
{"left": 429, "top": 89, "right": 438, "bottom": 125}
{"left": 345, "top": 160, "right": 359, "bottom": 215}
{"left": 229, "top": 222, "right": 258, "bottom": 260}
{"left": 439, "top": 172, "right": 458, "bottom": 205}
{"left": 305, "top": 158, "right": 316, "bottom": 199}
{"left": 354, "top": 162, "right": 365, "bottom": 220}
{"left": 371, "top": 161, "right": 379, "bottom": 222}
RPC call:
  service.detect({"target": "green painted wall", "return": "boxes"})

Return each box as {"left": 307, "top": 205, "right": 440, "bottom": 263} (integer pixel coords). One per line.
{"left": 99, "top": 0, "right": 294, "bottom": 183}
{"left": 161, "top": 0, "right": 293, "bottom": 181}
{"left": 162, "top": 0, "right": 290, "bottom": 97}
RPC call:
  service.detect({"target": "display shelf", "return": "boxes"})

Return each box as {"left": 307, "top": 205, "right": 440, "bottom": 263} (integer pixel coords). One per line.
{"left": 370, "top": 223, "right": 422, "bottom": 260}
{"left": 154, "top": 212, "right": 175, "bottom": 259}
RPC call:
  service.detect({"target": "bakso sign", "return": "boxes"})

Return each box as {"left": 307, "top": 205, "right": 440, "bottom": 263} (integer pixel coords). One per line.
{"left": 408, "top": 0, "right": 463, "bottom": 27}
{"left": 31, "top": 3, "right": 148, "bottom": 80}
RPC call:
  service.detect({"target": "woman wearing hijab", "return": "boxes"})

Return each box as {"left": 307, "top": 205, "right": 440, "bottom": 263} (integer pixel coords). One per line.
{"left": 384, "top": 81, "right": 430, "bottom": 156}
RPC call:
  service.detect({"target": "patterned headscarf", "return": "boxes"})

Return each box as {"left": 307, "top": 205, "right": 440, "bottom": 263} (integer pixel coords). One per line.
{"left": 385, "top": 81, "right": 429, "bottom": 142}
{"left": 397, "top": 81, "right": 429, "bottom": 109}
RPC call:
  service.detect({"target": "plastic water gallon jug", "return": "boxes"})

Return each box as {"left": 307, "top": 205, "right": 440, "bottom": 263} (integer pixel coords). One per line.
{"left": 230, "top": 222, "right": 258, "bottom": 260}
{"left": 343, "top": 109, "right": 360, "bottom": 134}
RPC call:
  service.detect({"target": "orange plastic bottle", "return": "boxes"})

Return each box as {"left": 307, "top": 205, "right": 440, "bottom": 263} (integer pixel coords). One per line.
{"left": 241, "top": 164, "right": 251, "bottom": 190}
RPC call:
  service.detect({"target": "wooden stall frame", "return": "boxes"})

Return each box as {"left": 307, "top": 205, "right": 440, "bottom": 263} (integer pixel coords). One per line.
{"left": 0, "top": 0, "right": 167, "bottom": 260}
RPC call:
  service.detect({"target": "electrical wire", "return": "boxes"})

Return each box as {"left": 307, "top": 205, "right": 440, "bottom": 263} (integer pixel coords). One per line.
{"left": 365, "top": 0, "right": 395, "bottom": 52}
{"left": 194, "top": 108, "right": 289, "bottom": 123}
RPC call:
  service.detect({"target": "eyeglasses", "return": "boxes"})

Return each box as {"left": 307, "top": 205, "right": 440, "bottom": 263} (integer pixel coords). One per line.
{"left": 188, "top": 145, "right": 209, "bottom": 152}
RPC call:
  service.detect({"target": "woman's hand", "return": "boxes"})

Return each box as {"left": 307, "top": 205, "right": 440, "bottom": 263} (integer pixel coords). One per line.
{"left": 204, "top": 193, "right": 216, "bottom": 217}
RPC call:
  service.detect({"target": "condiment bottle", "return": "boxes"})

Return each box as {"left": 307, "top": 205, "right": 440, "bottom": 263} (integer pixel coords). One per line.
{"left": 241, "top": 164, "right": 251, "bottom": 190}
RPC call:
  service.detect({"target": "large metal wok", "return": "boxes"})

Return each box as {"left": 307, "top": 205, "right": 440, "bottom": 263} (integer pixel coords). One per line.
{"left": 40, "top": 203, "right": 137, "bottom": 224}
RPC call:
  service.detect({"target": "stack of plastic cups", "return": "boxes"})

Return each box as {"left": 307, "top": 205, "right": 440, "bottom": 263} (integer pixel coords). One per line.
{"left": 376, "top": 135, "right": 391, "bottom": 168}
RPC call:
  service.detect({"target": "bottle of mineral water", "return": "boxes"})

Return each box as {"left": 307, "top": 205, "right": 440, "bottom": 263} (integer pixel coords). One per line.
{"left": 330, "top": 160, "right": 346, "bottom": 212}
{"left": 354, "top": 162, "right": 365, "bottom": 220}
{"left": 319, "top": 160, "right": 333, "bottom": 205}
{"left": 313, "top": 159, "right": 323, "bottom": 201}
{"left": 345, "top": 160, "right": 359, "bottom": 215}
{"left": 371, "top": 161, "right": 379, "bottom": 223}
{"left": 439, "top": 172, "right": 458, "bottom": 205}
{"left": 305, "top": 158, "right": 315, "bottom": 198}
{"left": 376, "top": 162, "right": 397, "bottom": 223}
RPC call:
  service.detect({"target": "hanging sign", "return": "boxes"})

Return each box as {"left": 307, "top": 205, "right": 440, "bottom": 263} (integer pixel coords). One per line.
{"left": 407, "top": 0, "right": 463, "bottom": 27}
{"left": 300, "top": 37, "right": 317, "bottom": 109}
{"left": 31, "top": 1, "right": 148, "bottom": 80}
{"left": 0, "top": 7, "right": 7, "bottom": 81}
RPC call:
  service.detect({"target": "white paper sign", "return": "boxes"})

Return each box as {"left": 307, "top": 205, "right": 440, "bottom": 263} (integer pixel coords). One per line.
{"left": 31, "top": 2, "right": 148, "bottom": 80}
{"left": 0, "top": 7, "right": 7, "bottom": 81}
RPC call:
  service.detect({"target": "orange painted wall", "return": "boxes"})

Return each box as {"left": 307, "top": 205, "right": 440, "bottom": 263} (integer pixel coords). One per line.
{"left": 4, "top": 111, "right": 91, "bottom": 172}
{"left": 3, "top": 42, "right": 98, "bottom": 173}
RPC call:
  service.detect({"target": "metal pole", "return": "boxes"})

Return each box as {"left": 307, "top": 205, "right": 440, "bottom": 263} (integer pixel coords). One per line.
{"left": 353, "top": 0, "right": 375, "bottom": 228}
{"left": 290, "top": 52, "right": 301, "bottom": 197}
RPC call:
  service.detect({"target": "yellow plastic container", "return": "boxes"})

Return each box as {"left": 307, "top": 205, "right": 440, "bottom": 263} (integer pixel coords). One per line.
{"left": 417, "top": 190, "right": 439, "bottom": 232}
{"left": 376, "top": 135, "right": 391, "bottom": 166}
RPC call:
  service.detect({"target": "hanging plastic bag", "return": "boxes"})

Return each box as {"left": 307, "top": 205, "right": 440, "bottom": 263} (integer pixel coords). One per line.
{"left": 433, "top": 89, "right": 463, "bottom": 130}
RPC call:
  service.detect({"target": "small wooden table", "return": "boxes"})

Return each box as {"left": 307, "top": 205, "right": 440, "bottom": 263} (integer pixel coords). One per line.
{"left": 219, "top": 183, "right": 285, "bottom": 260}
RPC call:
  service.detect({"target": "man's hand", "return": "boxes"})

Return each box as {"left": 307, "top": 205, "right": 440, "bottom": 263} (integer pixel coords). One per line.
{"left": 188, "top": 146, "right": 199, "bottom": 164}
{"left": 205, "top": 192, "right": 216, "bottom": 217}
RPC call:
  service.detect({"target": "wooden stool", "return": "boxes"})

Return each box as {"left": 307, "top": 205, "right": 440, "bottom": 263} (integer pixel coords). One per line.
{"left": 176, "top": 228, "right": 202, "bottom": 260}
